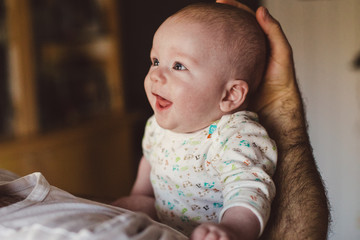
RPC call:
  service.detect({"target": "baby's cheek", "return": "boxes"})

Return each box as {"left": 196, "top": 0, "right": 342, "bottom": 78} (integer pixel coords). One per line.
{"left": 144, "top": 76, "right": 151, "bottom": 92}
{"left": 144, "top": 80, "right": 153, "bottom": 100}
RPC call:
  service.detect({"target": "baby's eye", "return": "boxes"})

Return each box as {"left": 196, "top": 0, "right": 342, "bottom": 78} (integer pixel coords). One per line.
{"left": 173, "top": 62, "right": 187, "bottom": 70}
{"left": 152, "top": 58, "right": 159, "bottom": 66}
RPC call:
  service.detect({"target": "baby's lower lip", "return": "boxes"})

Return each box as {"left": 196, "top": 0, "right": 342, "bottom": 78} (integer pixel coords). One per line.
{"left": 154, "top": 94, "right": 172, "bottom": 110}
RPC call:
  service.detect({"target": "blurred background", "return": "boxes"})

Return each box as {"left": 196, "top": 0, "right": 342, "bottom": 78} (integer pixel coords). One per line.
{"left": 0, "top": 0, "right": 359, "bottom": 239}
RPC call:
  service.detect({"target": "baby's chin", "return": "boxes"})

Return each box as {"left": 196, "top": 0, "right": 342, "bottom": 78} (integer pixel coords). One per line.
{"left": 155, "top": 115, "right": 212, "bottom": 134}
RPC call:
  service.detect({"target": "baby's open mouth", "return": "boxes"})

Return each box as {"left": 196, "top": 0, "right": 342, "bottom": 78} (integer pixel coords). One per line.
{"left": 154, "top": 94, "right": 172, "bottom": 110}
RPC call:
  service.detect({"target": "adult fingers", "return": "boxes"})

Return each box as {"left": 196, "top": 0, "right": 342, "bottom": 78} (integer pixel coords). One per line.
{"left": 216, "top": 0, "right": 254, "bottom": 15}
{"left": 255, "top": 6, "right": 293, "bottom": 67}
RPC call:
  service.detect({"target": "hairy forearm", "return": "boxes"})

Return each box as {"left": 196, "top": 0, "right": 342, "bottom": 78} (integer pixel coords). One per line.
{"left": 259, "top": 86, "right": 330, "bottom": 239}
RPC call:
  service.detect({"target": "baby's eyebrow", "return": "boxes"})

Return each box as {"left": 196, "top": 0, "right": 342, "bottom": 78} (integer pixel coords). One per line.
{"left": 173, "top": 50, "right": 199, "bottom": 66}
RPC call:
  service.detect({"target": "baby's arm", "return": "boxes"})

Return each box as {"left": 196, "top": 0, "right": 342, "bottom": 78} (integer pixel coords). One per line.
{"left": 191, "top": 206, "right": 260, "bottom": 240}
{"left": 112, "top": 156, "right": 157, "bottom": 220}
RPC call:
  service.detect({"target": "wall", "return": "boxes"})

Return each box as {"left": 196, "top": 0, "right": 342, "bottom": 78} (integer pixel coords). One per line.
{"left": 264, "top": 0, "right": 360, "bottom": 239}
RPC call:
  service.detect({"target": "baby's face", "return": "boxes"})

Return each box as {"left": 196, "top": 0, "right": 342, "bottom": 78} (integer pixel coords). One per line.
{"left": 144, "top": 18, "right": 230, "bottom": 133}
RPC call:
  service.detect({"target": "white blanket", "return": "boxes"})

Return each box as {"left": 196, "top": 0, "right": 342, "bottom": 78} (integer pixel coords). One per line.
{"left": 0, "top": 169, "right": 187, "bottom": 240}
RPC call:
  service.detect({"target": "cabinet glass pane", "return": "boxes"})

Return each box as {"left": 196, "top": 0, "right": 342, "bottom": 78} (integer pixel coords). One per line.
{"left": 30, "top": 0, "right": 111, "bottom": 131}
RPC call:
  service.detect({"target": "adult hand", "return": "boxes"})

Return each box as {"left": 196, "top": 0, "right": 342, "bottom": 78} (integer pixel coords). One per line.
{"left": 252, "top": 7, "right": 300, "bottom": 116}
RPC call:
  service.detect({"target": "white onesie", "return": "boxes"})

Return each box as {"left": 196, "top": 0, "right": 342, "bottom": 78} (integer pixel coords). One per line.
{"left": 142, "top": 111, "right": 277, "bottom": 236}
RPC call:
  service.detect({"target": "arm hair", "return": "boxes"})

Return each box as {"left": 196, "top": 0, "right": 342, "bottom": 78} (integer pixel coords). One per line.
{"left": 259, "top": 91, "right": 330, "bottom": 240}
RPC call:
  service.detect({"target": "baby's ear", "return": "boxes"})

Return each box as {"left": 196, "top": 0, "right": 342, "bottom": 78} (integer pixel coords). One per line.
{"left": 220, "top": 80, "right": 249, "bottom": 113}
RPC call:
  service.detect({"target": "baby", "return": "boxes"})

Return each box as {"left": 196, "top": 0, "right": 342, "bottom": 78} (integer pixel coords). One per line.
{"left": 119, "top": 3, "right": 277, "bottom": 239}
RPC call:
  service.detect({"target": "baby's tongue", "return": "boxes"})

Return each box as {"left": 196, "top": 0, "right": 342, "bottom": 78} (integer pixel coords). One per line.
{"left": 157, "top": 95, "right": 172, "bottom": 107}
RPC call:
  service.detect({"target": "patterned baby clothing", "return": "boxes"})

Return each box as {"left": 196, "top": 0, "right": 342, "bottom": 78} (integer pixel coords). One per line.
{"left": 142, "top": 111, "right": 277, "bottom": 236}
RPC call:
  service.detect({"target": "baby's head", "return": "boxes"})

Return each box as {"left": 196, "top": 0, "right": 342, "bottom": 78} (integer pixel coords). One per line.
{"left": 144, "top": 3, "right": 266, "bottom": 133}
{"left": 173, "top": 3, "right": 266, "bottom": 93}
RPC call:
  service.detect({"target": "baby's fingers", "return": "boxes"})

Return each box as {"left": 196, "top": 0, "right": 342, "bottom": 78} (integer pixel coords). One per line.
{"left": 190, "top": 224, "right": 231, "bottom": 240}
{"left": 190, "top": 225, "right": 209, "bottom": 240}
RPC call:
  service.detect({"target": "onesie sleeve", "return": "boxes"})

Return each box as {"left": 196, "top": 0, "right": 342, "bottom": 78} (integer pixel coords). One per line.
{"left": 210, "top": 112, "right": 277, "bottom": 235}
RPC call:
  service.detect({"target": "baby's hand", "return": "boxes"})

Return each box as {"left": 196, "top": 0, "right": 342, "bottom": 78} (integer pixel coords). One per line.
{"left": 190, "top": 222, "right": 237, "bottom": 240}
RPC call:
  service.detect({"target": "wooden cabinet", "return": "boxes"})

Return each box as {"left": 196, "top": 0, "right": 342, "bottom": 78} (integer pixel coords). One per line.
{"left": 0, "top": 0, "right": 135, "bottom": 201}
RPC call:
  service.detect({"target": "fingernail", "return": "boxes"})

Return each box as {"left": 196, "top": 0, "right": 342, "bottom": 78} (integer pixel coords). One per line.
{"left": 263, "top": 7, "right": 275, "bottom": 22}
{"left": 263, "top": 7, "right": 270, "bottom": 20}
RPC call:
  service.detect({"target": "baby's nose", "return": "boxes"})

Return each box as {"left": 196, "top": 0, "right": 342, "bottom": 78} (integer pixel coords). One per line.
{"left": 150, "top": 67, "right": 167, "bottom": 84}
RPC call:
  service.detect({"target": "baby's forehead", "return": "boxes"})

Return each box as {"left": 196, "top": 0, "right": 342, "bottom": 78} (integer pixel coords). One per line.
{"left": 155, "top": 18, "right": 222, "bottom": 52}
{"left": 163, "top": 15, "right": 225, "bottom": 42}
{"left": 157, "top": 16, "right": 217, "bottom": 40}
